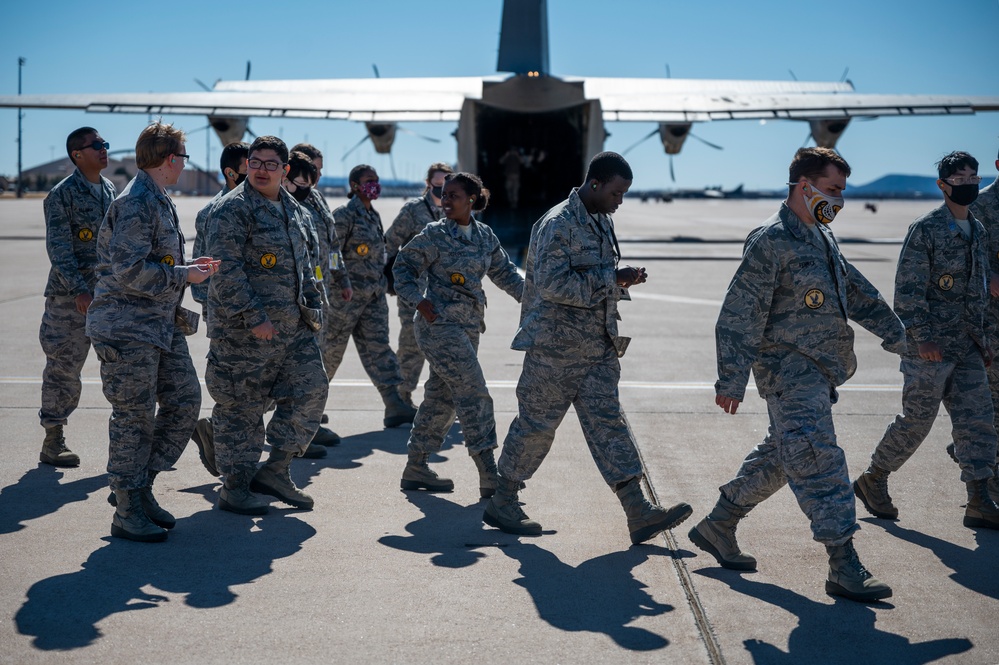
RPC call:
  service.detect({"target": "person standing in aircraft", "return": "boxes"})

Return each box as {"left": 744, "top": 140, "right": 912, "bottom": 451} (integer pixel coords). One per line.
{"left": 86, "top": 121, "right": 213, "bottom": 542}
{"left": 483, "top": 152, "right": 691, "bottom": 546}
{"left": 394, "top": 172, "right": 523, "bottom": 497}
{"left": 38, "top": 127, "right": 116, "bottom": 468}
{"left": 500, "top": 147, "right": 523, "bottom": 209}
{"left": 385, "top": 161, "right": 454, "bottom": 409}
{"left": 692, "top": 147, "right": 904, "bottom": 603}
{"left": 854, "top": 151, "right": 999, "bottom": 530}
{"left": 205, "top": 136, "right": 327, "bottom": 515}
{"left": 328, "top": 165, "right": 416, "bottom": 428}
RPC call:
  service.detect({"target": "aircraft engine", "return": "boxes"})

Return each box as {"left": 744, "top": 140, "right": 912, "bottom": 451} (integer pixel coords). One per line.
{"left": 365, "top": 123, "right": 398, "bottom": 154}
{"left": 658, "top": 123, "right": 692, "bottom": 155}
{"left": 808, "top": 118, "right": 851, "bottom": 149}
{"left": 209, "top": 117, "right": 249, "bottom": 147}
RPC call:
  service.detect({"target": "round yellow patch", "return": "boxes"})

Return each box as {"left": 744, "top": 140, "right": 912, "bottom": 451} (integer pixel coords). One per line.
{"left": 77, "top": 228, "right": 93, "bottom": 242}
{"left": 938, "top": 274, "right": 954, "bottom": 290}
{"left": 450, "top": 272, "right": 466, "bottom": 286}
{"left": 161, "top": 255, "right": 175, "bottom": 266}
{"left": 260, "top": 253, "right": 277, "bottom": 269}
{"left": 804, "top": 289, "right": 824, "bottom": 309}
{"left": 356, "top": 243, "right": 369, "bottom": 256}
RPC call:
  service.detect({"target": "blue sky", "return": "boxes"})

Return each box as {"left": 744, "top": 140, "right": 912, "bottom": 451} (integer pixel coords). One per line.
{"left": 1, "top": 0, "right": 997, "bottom": 190}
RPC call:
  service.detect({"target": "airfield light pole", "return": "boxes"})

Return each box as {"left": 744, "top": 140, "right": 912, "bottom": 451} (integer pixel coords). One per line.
{"left": 16, "top": 57, "right": 25, "bottom": 199}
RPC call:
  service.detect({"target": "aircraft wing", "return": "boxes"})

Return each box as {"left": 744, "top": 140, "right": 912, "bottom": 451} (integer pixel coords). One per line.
{"left": 577, "top": 77, "right": 999, "bottom": 122}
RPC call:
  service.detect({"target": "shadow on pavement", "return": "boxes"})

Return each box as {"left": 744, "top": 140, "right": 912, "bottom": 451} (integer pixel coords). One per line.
{"left": 14, "top": 509, "right": 315, "bottom": 651}
{"left": 694, "top": 568, "right": 972, "bottom": 664}
{"left": 379, "top": 491, "right": 494, "bottom": 568}
{"left": 0, "top": 465, "right": 108, "bottom": 534}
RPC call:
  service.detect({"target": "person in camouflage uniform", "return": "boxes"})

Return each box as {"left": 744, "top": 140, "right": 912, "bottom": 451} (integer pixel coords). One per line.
{"left": 693, "top": 147, "right": 904, "bottom": 603}
{"left": 188, "top": 141, "right": 249, "bottom": 477}
{"left": 38, "top": 127, "right": 116, "bottom": 468}
{"left": 385, "top": 162, "right": 454, "bottom": 408}
{"left": 86, "top": 122, "right": 214, "bottom": 543}
{"left": 328, "top": 164, "right": 416, "bottom": 428}
{"left": 855, "top": 151, "right": 999, "bottom": 531}
{"left": 483, "top": 152, "right": 691, "bottom": 546}
{"left": 393, "top": 172, "right": 523, "bottom": 497}
{"left": 206, "top": 136, "right": 328, "bottom": 516}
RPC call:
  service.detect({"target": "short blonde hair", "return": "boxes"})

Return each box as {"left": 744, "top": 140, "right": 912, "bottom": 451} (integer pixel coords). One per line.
{"left": 135, "top": 121, "right": 186, "bottom": 170}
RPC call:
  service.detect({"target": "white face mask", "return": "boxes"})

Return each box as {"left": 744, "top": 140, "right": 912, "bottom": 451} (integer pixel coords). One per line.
{"left": 801, "top": 181, "right": 844, "bottom": 225}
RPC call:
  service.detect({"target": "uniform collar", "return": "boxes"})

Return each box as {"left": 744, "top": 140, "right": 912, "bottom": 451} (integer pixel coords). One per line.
{"left": 445, "top": 217, "right": 477, "bottom": 240}
{"left": 779, "top": 201, "right": 814, "bottom": 240}
{"left": 348, "top": 194, "right": 375, "bottom": 216}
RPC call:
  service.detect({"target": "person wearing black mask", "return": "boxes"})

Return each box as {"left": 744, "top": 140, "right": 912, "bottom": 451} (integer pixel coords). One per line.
{"left": 855, "top": 151, "right": 999, "bottom": 531}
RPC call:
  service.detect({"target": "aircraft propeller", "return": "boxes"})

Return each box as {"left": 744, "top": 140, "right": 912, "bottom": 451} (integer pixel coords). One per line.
{"left": 622, "top": 127, "right": 723, "bottom": 182}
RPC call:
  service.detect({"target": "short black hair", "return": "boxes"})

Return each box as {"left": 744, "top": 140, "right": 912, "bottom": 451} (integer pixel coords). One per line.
{"left": 291, "top": 143, "right": 322, "bottom": 162}
{"left": 444, "top": 172, "right": 490, "bottom": 212}
{"left": 288, "top": 151, "right": 318, "bottom": 184}
{"left": 220, "top": 141, "right": 250, "bottom": 174}
{"left": 249, "top": 135, "right": 288, "bottom": 164}
{"left": 937, "top": 151, "right": 978, "bottom": 180}
{"left": 66, "top": 126, "right": 98, "bottom": 163}
{"left": 584, "top": 151, "right": 633, "bottom": 184}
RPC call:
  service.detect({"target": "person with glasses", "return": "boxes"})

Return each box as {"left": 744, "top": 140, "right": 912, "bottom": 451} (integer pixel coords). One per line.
{"left": 385, "top": 161, "right": 454, "bottom": 410}
{"left": 328, "top": 165, "right": 416, "bottom": 429}
{"left": 205, "top": 136, "right": 328, "bottom": 516}
{"left": 86, "top": 121, "right": 214, "bottom": 542}
{"left": 287, "top": 144, "right": 351, "bottom": 448}
{"left": 37, "top": 127, "right": 116, "bottom": 468}
{"left": 856, "top": 150, "right": 999, "bottom": 531}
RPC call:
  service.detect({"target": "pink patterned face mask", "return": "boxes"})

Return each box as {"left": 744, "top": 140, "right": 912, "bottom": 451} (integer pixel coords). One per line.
{"left": 360, "top": 181, "right": 381, "bottom": 200}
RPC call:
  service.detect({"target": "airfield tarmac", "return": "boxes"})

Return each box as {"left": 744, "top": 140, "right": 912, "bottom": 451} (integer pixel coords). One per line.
{"left": 0, "top": 194, "right": 995, "bottom": 665}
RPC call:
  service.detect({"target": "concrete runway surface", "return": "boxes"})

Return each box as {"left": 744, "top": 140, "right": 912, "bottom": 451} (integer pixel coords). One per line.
{"left": 0, "top": 193, "right": 995, "bottom": 665}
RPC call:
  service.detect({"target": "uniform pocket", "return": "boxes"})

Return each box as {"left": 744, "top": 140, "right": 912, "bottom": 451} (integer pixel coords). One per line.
{"left": 92, "top": 341, "right": 122, "bottom": 364}
{"left": 779, "top": 428, "right": 821, "bottom": 478}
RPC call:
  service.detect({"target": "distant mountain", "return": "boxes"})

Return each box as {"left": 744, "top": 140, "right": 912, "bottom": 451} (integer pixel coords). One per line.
{"left": 851, "top": 174, "right": 941, "bottom": 197}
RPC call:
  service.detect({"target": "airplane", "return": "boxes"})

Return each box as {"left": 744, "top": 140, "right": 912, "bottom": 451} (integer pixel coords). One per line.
{"left": 2, "top": 0, "right": 997, "bottom": 247}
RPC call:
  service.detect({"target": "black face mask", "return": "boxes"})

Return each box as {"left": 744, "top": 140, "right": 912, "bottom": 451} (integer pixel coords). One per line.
{"left": 232, "top": 172, "right": 247, "bottom": 187}
{"left": 946, "top": 183, "right": 979, "bottom": 206}
{"left": 290, "top": 185, "right": 312, "bottom": 203}
{"left": 430, "top": 186, "right": 443, "bottom": 198}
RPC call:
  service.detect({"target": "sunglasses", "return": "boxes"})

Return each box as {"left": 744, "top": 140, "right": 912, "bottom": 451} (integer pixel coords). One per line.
{"left": 80, "top": 140, "right": 110, "bottom": 152}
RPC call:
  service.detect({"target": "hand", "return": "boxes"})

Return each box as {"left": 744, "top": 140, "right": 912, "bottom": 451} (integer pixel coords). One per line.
{"left": 185, "top": 264, "right": 212, "bottom": 284}
{"left": 417, "top": 299, "right": 438, "bottom": 323}
{"left": 341, "top": 287, "right": 353, "bottom": 302}
{"left": 917, "top": 341, "right": 943, "bottom": 362}
{"left": 991, "top": 273, "right": 999, "bottom": 298}
{"left": 74, "top": 292, "right": 93, "bottom": 315}
{"left": 616, "top": 266, "right": 647, "bottom": 288}
{"left": 252, "top": 320, "right": 276, "bottom": 341}
{"left": 716, "top": 394, "right": 741, "bottom": 415}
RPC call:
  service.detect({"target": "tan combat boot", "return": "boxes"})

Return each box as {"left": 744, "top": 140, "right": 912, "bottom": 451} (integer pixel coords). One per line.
{"left": 381, "top": 387, "right": 417, "bottom": 428}
{"left": 688, "top": 494, "right": 757, "bottom": 570}
{"left": 401, "top": 450, "right": 454, "bottom": 492}
{"left": 250, "top": 449, "right": 314, "bottom": 509}
{"left": 219, "top": 468, "right": 269, "bottom": 515}
{"left": 110, "top": 488, "right": 167, "bottom": 543}
{"left": 483, "top": 476, "right": 542, "bottom": 536}
{"left": 615, "top": 477, "right": 692, "bottom": 545}
{"left": 825, "top": 539, "right": 892, "bottom": 602}
{"left": 40, "top": 425, "right": 80, "bottom": 467}
{"left": 471, "top": 448, "right": 499, "bottom": 498}
{"left": 963, "top": 478, "right": 999, "bottom": 529}
{"left": 853, "top": 464, "right": 898, "bottom": 519}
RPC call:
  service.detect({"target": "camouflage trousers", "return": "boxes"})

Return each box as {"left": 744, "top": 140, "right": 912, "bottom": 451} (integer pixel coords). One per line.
{"left": 987, "top": 360, "right": 999, "bottom": 460}
{"left": 497, "top": 336, "right": 643, "bottom": 487}
{"left": 408, "top": 317, "right": 493, "bottom": 455}
{"left": 39, "top": 295, "right": 92, "bottom": 428}
{"left": 873, "top": 345, "right": 997, "bottom": 482}
{"left": 323, "top": 289, "right": 404, "bottom": 391}
{"left": 207, "top": 328, "right": 327, "bottom": 476}
{"left": 93, "top": 332, "right": 200, "bottom": 491}
{"left": 396, "top": 302, "right": 425, "bottom": 397}
{"left": 720, "top": 370, "right": 857, "bottom": 546}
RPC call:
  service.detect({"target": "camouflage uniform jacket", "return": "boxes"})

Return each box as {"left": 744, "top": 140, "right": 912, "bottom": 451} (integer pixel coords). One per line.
{"left": 301, "top": 188, "right": 349, "bottom": 292}
{"left": 715, "top": 203, "right": 904, "bottom": 401}
{"left": 85, "top": 169, "right": 190, "bottom": 350}
{"left": 332, "top": 195, "right": 387, "bottom": 296}
{"left": 394, "top": 218, "right": 524, "bottom": 332}
{"left": 386, "top": 192, "right": 439, "bottom": 256}
{"left": 971, "top": 178, "right": 999, "bottom": 332}
{"left": 894, "top": 203, "right": 990, "bottom": 359}
{"left": 190, "top": 187, "right": 227, "bottom": 305}
{"left": 206, "top": 181, "right": 323, "bottom": 339}
{"left": 511, "top": 188, "right": 627, "bottom": 352}
{"left": 43, "top": 168, "right": 116, "bottom": 297}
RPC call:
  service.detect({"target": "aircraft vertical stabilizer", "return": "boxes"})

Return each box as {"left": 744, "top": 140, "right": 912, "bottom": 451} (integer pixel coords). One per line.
{"left": 497, "top": 0, "right": 549, "bottom": 75}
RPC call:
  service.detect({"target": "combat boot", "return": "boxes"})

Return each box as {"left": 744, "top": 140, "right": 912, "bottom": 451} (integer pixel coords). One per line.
{"left": 219, "top": 468, "right": 269, "bottom": 515}
{"left": 963, "top": 478, "right": 999, "bottom": 529}
{"left": 250, "top": 449, "right": 314, "bottom": 509}
{"left": 191, "top": 417, "right": 218, "bottom": 476}
{"left": 110, "top": 488, "right": 167, "bottom": 543}
{"left": 688, "top": 494, "right": 757, "bottom": 571}
{"left": 853, "top": 464, "right": 898, "bottom": 519}
{"left": 381, "top": 386, "right": 417, "bottom": 428}
{"left": 137, "top": 470, "right": 176, "bottom": 529}
{"left": 471, "top": 448, "right": 499, "bottom": 498}
{"left": 483, "top": 476, "right": 542, "bottom": 535}
{"left": 39, "top": 425, "right": 80, "bottom": 467}
{"left": 825, "top": 539, "right": 892, "bottom": 602}
{"left": 312, "top": 425, "right": 341, "bottom": 447}
{"left": 400, "top": 450, "right": 454, "bottom": 492}
{"left": 399, "top": 390, "right": 418, "bottom": 411}
{"left": 945, "top": 444, "right": 999, "bottom": 504}
{"left": 302, "top": 441, "right": 328, "bottom": 459}
{"left": 615, "top": 477, "right": 692, "bottom": 545}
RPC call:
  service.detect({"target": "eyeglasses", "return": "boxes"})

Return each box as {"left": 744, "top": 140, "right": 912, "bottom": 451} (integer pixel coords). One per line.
{"left": 175, "top": 153, "right": 190, "bottom": 163}
{"left": 942, "top": 175, "right": 982, "bottom": 186}
{"left": 248, "top": 159, "right": 285, "bottom": 172}
{"left": 80, "top": 140, "right": 110, "bottom": 152}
